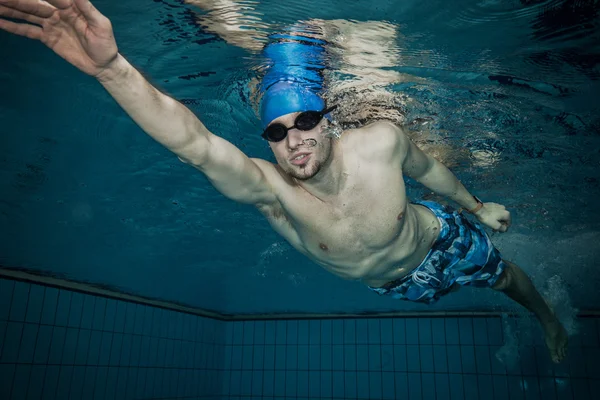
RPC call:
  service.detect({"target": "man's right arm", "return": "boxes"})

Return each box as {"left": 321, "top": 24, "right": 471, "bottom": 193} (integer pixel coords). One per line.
{"left": 98, "top": 55, "right": 277, "bottom": 206}
{"left": 0, "top": 0, "right": 276, "bottom": 207}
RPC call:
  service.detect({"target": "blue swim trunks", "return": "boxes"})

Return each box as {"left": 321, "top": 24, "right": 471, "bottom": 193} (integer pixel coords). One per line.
{"left": 368, "top": 201, "right": 506, "bottom": 304}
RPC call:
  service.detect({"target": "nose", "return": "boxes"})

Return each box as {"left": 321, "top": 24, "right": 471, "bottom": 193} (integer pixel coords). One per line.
{"left": 286, "top": 129, "right": 305, "bottom": 150}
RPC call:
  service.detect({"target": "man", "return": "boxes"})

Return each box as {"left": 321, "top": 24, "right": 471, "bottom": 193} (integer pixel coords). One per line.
{"left": 0, "top": 0, "right": 568, "bottom": 363}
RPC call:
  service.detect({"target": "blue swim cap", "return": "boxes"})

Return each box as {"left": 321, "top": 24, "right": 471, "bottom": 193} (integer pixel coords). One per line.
{"left": 258, "top": 30, "right": 328, "bottom": 128}
{"left": 260, "top": 81, "right": 325, "bottom": 128}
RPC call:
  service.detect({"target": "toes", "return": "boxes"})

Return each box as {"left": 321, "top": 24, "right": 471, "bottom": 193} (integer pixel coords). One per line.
{"left": 551, "top": 341, "right": 568, "bottom": 363}
{"left": 550, "top": 347, "right": 559, "bottom": 363}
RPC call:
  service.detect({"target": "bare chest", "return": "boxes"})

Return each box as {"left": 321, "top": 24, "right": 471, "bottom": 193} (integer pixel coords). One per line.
{"left": 265, "top": 172, "right": 409, "bottom": 276}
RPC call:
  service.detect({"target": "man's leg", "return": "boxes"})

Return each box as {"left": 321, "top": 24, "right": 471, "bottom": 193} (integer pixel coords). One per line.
{"left": 492, "top": 260, "right": 568, "bottom": 363}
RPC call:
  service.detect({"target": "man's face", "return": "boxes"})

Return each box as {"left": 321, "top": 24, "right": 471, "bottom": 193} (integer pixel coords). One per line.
{"left": 267, "top": 112, "right": 333, "bottom": 181}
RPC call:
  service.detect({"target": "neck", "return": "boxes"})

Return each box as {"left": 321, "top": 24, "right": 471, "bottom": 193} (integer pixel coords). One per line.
{"left": 296, "top": 139, "right": 347, "bottom": 200}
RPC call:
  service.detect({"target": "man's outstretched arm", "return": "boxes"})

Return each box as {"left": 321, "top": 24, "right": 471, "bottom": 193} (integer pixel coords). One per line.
{"left": 0, "top": 0, "right": 276, "bottom": 206}
{"left": 99, "top": 55, "right": 276, "bottom": 205}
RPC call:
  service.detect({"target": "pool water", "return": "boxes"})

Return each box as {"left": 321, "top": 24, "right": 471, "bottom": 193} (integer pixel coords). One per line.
{"left": 0, "top": 0, "right": 599, "bottom": 315}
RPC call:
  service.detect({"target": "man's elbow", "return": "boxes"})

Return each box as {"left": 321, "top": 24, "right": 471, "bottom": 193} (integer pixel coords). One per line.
{"left": 408, "top": 163, "right": 431, "bottom": 183}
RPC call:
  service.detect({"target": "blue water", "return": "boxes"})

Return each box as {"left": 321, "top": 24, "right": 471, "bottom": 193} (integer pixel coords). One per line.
{"left": 0, "top": 0, "right": 599, "bottom": 315}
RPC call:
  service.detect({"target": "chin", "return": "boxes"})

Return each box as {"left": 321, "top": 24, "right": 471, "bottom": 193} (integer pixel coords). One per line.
{"left": 287, "top": 161, "right": 322, "bottom": 180}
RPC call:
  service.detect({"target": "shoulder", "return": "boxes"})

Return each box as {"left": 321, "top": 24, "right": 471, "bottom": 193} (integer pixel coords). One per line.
{"left": 249, "top": 158, "right": 295, "bottom": 221}
{"left": 342, "top": 120, "right": 409, "bottom": 160}
{"left": 249, "top": 157, "right": 297, "bottom": 202}
{"left": 249, "top": 157, "right": 277, "bottom": 172}
{"left": 250, "top": 158, "right": 294, "bottom": 186}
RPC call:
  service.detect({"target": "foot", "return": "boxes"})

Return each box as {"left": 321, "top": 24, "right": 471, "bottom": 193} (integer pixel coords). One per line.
{"left": 543, "top": 319, "right": 568, "bottom": 363}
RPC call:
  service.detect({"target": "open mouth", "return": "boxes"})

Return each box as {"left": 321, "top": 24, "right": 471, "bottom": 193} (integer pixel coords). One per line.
{"left": 290, "top": 153, "right": 311, "bottom": 165}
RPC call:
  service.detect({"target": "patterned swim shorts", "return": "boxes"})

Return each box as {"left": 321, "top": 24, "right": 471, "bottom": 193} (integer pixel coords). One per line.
{"left": 368, "top": 201, "right": 506, "bottom": 304}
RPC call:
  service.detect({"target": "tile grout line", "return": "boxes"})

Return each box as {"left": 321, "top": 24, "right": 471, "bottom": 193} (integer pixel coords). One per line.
{"left": 53, "top": 290, "right": 73, "bottom": 400}
{"left": 0, "top": 281, "right": 16, "bottom": 362}
{"left": 40, "top": 286, "right": 61, "bottom": 398}
{"left": 10, "top": 282, "right": 32, "bottom": 399}
{"left": 68, "top": 291, "right": 89, "bottom": 399}
{"left": 25, "top": 285, "right": 46, "bottom": 399}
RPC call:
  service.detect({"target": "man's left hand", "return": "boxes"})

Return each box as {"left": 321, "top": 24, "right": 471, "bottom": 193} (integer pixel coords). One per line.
{"left": 474, "top": 202, "right": 511, "bottom": 233}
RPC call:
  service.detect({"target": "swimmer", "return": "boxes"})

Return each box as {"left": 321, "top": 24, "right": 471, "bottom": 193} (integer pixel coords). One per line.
{"left": 0, "top": 0, "right": 568, "bottom": 363}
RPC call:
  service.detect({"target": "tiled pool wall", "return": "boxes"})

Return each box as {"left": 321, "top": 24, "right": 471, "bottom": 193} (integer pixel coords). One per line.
{"left": 1, "top": 276, "right": 598, "bottom": 399}
{"left": 220, "top": 317, "right": 599, "bottom": 399}
{"left": 0, "top": 277, "right": 224, "bottom": 399}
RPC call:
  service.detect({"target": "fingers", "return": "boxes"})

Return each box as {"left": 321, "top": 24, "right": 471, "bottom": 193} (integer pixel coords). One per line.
{"left": 486, "top": 205, "right": 511, "bottom": 233}
{"left": 73, "top": 0, "right": 105, "bottom": 26}
{"left": 0, "top": 4, "right": 45, "bottom": 25}
{"left": 41, "top": 0, "right": 72, "bottom": 9}
{"left": 0, "top": 0, "right": 56, "bottom": 18}
{"left": 0, "top": 16, "right": 42, "bottom": 39}
{"left": 497, "top": 210, "right": 511, "bottom": 232}
{"left": 490, "top": 219, "right": 509, "bottom": 233}
{"left": 502, "top": 210, "right": 511, "bottom": 228}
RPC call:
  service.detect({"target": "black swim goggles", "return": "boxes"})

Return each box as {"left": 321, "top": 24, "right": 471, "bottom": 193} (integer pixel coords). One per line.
{"left": 261, "top": 105, "right": 338, "bottom": 142}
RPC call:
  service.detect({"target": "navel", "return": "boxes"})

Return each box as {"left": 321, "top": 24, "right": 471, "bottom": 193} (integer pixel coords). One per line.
{"left": 319, "top": 243, "right": 329, "bottom": 251}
